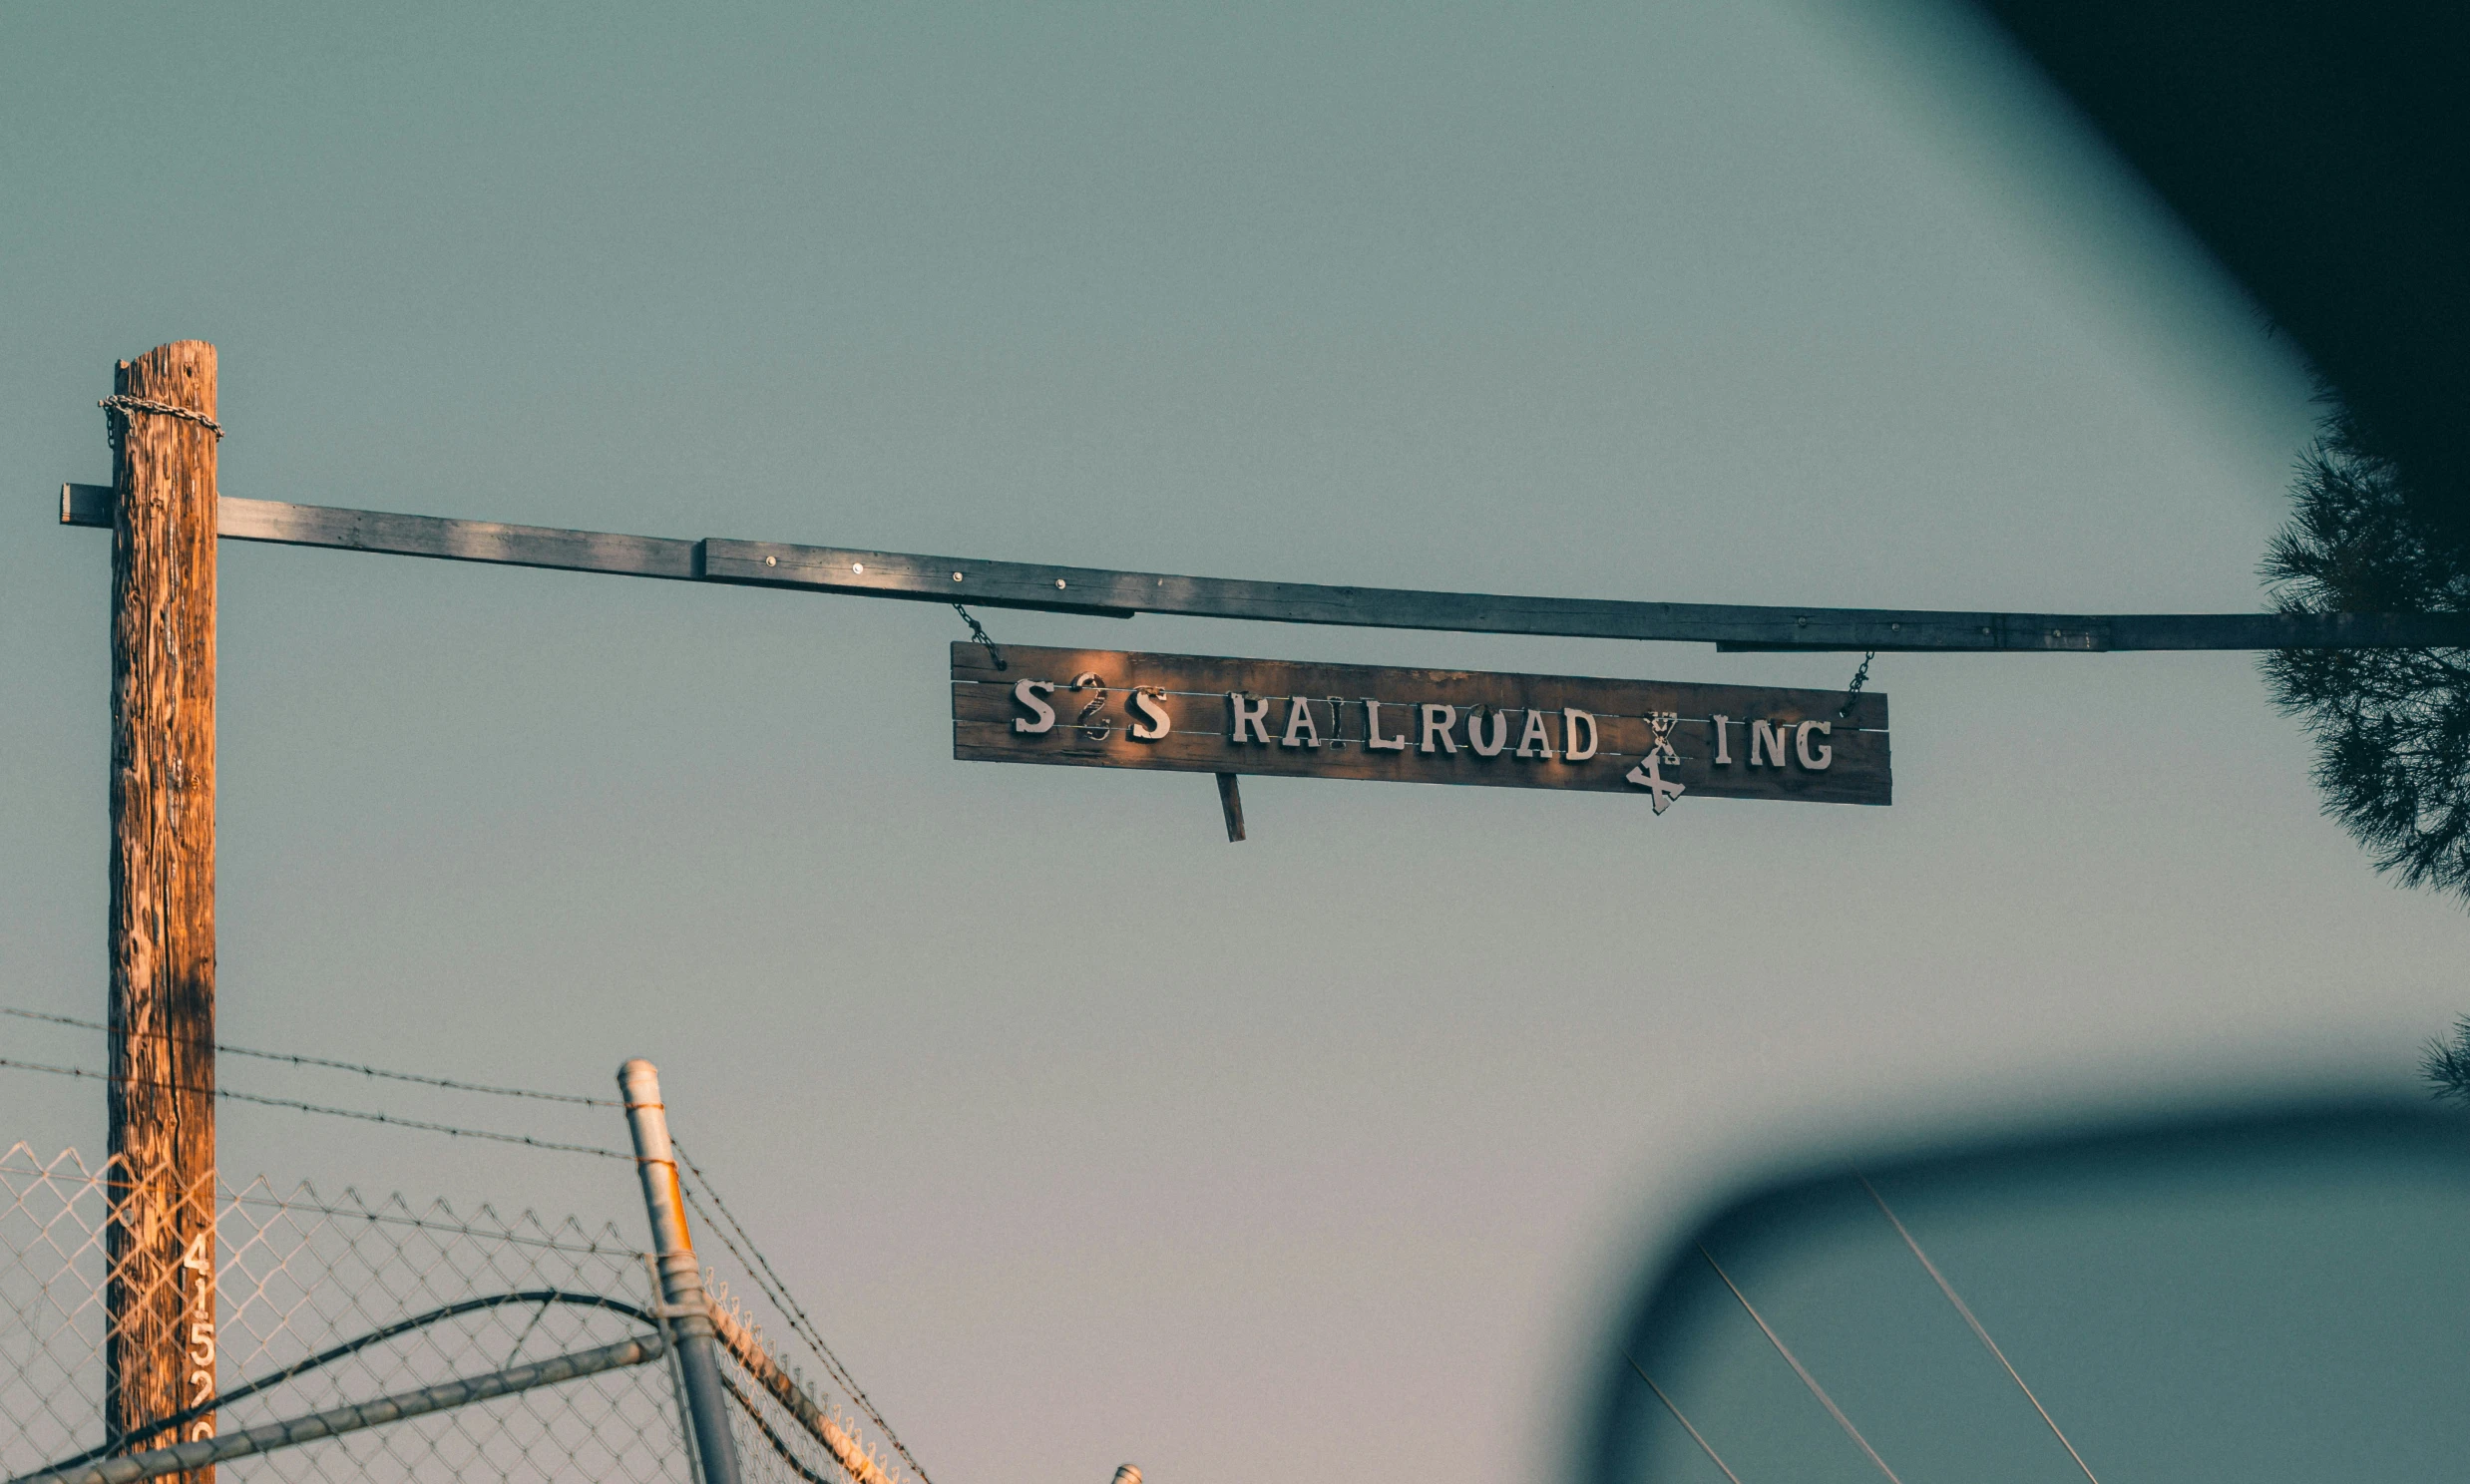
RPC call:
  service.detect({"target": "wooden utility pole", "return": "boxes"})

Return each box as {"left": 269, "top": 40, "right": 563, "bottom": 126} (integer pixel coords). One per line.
{"left": 105, "top": 341, "right": 219, "bottom": 1472}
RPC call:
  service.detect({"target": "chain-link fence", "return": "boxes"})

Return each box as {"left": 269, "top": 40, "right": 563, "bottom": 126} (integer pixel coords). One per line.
{"left": 0, "top": 1142, "right": 911, "bottom": 1484}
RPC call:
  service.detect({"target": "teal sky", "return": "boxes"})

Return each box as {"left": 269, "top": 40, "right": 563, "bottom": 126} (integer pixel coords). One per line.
{"left": 2, "top": 5, "right": 2459, "bottom": 1483}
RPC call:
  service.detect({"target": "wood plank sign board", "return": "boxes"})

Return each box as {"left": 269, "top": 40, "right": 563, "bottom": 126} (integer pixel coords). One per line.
{"left": 953, "top": 644, "right": 1889, "bottom": 810}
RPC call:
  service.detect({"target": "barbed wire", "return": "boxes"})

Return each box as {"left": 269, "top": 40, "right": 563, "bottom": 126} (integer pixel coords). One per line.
{"left": 1, "top": 1004, "right": 621, "bottom": 1106}
{"left": 0, "top": 1153, "right": 646, "bottom": 1256}
{"left": 0, "top": 1144, "right": 676, "bottom": 1484}
{"left": 676, "top": 1154, "right": 912, "bottom": 1472}
{"left": 674, "top": 1142, "right": 932, "bottom": 1484}
{"left": 3, "top": 1006, "right": 926, "bottom": 1471}
{"left": 722, "top": 1373, "right": 842, "bottom": 1484}
{"left": 0, "top": 1056, "right": 633, "bottom": 1160}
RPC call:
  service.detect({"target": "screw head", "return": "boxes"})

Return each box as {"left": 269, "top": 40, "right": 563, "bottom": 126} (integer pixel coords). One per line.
{"left": 764, "top": 556, "right": 777, "bottom": 567}
{"left": 953, "top": 571, "right": 965, "bottom": 581}
{"left": 852, "top": 562, "right": 865, "bottom": 573}
{"left": 1056, "top": 578, "right": 1067, "bottom": 589}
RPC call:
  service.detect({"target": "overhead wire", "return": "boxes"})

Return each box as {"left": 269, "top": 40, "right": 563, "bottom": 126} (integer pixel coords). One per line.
{"left": 1698, "top": 1245, "right": 1906, "bottom": 1484}
{"left": 1623, "top": 1351, "right": 1747, "bottom": 1484}
{"left": 1854, "top": 1172, "right": 2103, "bottom": 1484}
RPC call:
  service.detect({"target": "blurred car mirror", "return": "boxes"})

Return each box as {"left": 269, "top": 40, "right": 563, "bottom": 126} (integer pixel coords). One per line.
{"left": 1584, "top": 1098, "right": 2470, "bottom": 1483}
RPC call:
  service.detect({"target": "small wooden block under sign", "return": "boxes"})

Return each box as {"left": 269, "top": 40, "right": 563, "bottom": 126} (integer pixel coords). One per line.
{"left": 951, "top": 644, "right": 1889, "bottom": 808}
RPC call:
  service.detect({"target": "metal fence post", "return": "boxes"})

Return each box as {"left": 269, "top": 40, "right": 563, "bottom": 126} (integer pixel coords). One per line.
{"left": 618, "top": 1060, "right": 742, "bottom": 1484}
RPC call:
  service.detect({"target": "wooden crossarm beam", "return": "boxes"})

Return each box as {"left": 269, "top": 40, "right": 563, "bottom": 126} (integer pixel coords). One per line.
{"left": 60, "top": 483, "right": 2470, "bottom": 651}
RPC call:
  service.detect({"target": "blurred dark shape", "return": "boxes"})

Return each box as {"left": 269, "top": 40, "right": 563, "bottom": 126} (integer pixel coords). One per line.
{"left": 1583, "top": 1099, "right": 2470, "bottom": 1483}
{"left": 1975, "top": 3, "right": 2470, "bottom": 541}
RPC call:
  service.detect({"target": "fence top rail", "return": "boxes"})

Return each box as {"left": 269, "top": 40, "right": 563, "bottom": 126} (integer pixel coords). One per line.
{"left": 58, "top": 483, "right": 2470, "bottom": 653}
{"left": 3, "top": 1331, "right": 668, "bottom": 1484}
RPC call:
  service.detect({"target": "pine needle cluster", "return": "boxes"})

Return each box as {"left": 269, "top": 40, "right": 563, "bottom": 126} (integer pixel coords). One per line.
{"left": 2423, "top": 1015, "right": 2470, "bottom": 1102}
{"left": 2262, "top": 411, "right": 2470, "bottom": 901}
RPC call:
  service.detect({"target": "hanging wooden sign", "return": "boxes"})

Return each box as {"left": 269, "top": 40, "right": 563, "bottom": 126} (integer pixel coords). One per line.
{"left": 952, "top": 644, "right": 1888, "bottom": 810}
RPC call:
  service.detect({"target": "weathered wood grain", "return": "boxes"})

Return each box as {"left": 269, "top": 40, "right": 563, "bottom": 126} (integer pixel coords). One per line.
{"left": 106, "top": 344, "right": 219, "bottom": 1480}
{"left": 65, "top": 486, "right": 700, "bottom": 580}
{"left": 62, "top": 487, "right": 2470, "bottom": 650}
{"left": 952, "top": 644, "right": 1890, "bottom": 806}
{"left": 63, "top": 482, "right": 113, "bottom": 526}
{"left": 952, "top": 642, "right": 1888, "bottom": 730}
{"left": 222, "top": 500, "right": 698, "bottom": 578}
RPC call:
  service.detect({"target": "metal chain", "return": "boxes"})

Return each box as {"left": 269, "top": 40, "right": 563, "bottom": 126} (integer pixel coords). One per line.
{"left": 952, "top": 603, "right": 1007, "bottom": 670}
{"left": 0, "top": 1004, "right": 620, "bottom": 1106}
{"left": 1836, "top": 650, "right": 1875, "bottom": 720}
{"left": 100, "top": 393, "right": 224, "bottom": 448}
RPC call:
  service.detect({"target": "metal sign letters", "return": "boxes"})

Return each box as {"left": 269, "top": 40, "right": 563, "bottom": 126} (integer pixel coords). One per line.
{"left": 952, "top": 644, "right": 1889, "bottom": 811}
